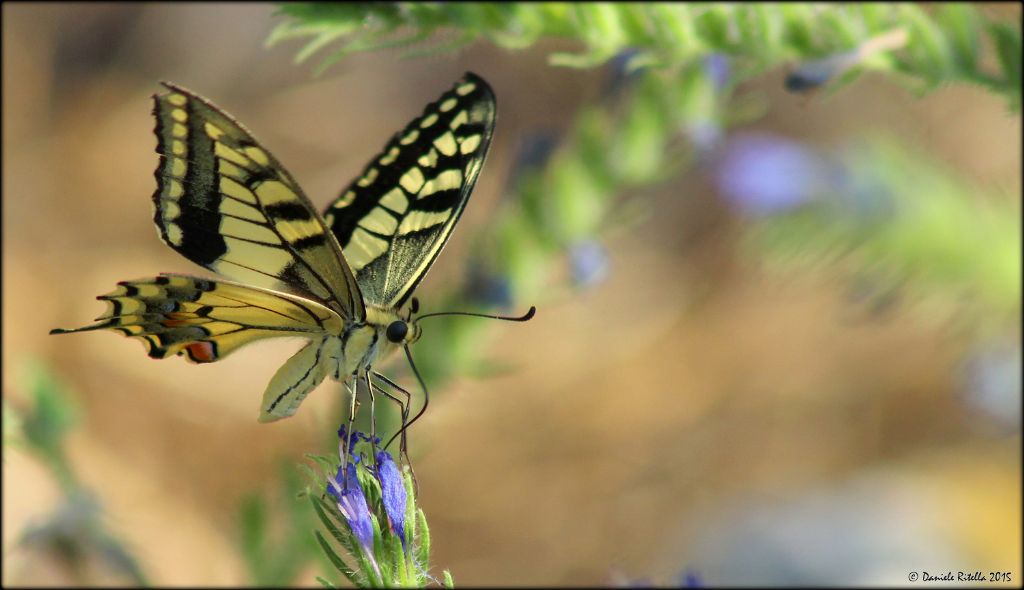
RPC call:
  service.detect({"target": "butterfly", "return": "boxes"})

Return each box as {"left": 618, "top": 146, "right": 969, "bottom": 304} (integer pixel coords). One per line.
{"left": 51, "top": 73, "right": 534, "bottom": 442}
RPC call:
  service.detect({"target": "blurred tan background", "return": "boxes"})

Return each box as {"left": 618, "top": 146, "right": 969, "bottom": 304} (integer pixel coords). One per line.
{"left": 3, "top": 3, "right": 1020, "bottom": 586}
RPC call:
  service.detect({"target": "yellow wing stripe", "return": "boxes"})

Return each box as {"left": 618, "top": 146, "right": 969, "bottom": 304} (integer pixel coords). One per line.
{"left": 51, "top": 275, "right": 343, "bottom": 363}
{"left": 152, "top": 82, "right": 365, "bottom": 320}
{"left": 322, "top": 72, "right": 496, "bottom": 308}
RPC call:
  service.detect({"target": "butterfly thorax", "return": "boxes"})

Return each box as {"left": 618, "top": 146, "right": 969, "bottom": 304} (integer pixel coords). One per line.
{"left": 336, "top": 306, "right": 421, "bottom": 378}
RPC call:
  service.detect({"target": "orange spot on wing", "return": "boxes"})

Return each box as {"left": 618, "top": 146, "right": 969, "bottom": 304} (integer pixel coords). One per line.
{"left": 186, "top": 341, "right": 216, "bottom": 363}
{"left": 164, "top": 312, "right": 190, "bottom": 328}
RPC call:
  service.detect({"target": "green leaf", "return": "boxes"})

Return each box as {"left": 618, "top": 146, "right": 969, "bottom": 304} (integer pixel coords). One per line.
{"left": 312, "top": 495, "right": 357, "bottom": 562}
{"left": 2, "top": 399, "right": 23, "bottom": 452}
{"left": 402, "top": 467, "right": 417, "bottom": 552}
{"left": 901, "top": 5, "right": 952, "bottom": 84}
{"left": 315, "top": 493, "right": 382, "bottom": 587}
{"left": 296, "top": 28, "right": 354, "bottom": 64}
{"left": 306, "top": 453, "right": 337, "bottom": 473}
{"left": 238, "top": 494, "right": 267, "bottom": 581}
{"left": 315, "top": 531, "right": 360, "bottom": 587}
{"left": 936, "top": 4, "right": 980, "bottom": 71}
{"left": 369, "top": 512, "right": 390, "bottom": 583}
{"left": 694, "top": 4, "right": 733, "bottom": 49}
{"left": 268, "top": 3, "right": 1018, "bottom": 111}
{"left": 21, "top": 361, "right": 78, "bottom": 488}
{"left": 988, "top": 21, "right": 1023, "bottom": 111}
{"left": 415, "top": 508, "right": 431, "bottom": 569}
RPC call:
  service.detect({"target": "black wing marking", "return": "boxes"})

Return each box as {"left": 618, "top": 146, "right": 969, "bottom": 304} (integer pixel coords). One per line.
{"left": 323, "top": 72, "right": 496, "bottom": 309}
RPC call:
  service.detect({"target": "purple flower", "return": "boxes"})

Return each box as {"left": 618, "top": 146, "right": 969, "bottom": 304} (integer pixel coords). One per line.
{"left": 686, "top": 119, "right": 724, "bottom": 154}
{"left": 375, "top": 451, "right": 408, "bottom": 548}
{"left": 703, "top": 53, "right": 730, "bottom": 91}
{"left": 465, "top": 262, "right": 513, "bottom": 309}
{"left": 962, "top": 342, "right": 1022, "bottom": 431}
{"left": 509, "top": 132, "right": 559, "bottom": 180}
{"left": 337, "top": 424, "right": 360, "bottom": 452}
{"left": 715, "top": 133, "right": 828, "bottom": 216}
{"left": 569, "top": 240, "right": 610, "bottom": 288}
{"left": 327, "top": 463, "right": 380, "bottom": 575}
{"left": 786, "top": 30, "right": 908, "bottom": 94}
{"left": 679, "top": 569, "right": 702, "bottom": 587}
{"left": 785, "top": 51, "right": 861, "bottom": 93}
{"left": 605, "top": 48, "right": 647, "bottom": 97}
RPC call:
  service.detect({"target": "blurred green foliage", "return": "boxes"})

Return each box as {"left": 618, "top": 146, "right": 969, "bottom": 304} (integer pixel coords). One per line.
{"left": 18, "top": 362, "right": 79, "bottom": 489}
{"left": 11, "top": 4, "right": 1019, "bottom": 587}
{"left": 269, "top": 2, "right": 1021, "bottom": 387}
{"left": 9, "top": 361, "right": 149, "bottom": 586}
{"left": 267, "top": 6, "right": 1020, "bottom": 584}
{"left": 749, "top": 139, "right": 1021, "bottom": 335}
{"left": 269, "top": 3, "right": 1020, "bottom": 109}
{"left": 238, "top": 464, "right": 320, "bottom": 586}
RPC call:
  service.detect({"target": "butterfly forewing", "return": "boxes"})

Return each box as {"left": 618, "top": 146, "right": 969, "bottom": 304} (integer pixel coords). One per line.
{"left": 153, "top": 83, "right": 364, "bottom": 320}
{"left": 323, "top": 73, "right": 496, "bottom": 309}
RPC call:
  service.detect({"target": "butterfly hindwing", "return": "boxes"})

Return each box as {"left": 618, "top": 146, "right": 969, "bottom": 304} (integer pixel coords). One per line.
{"left": 153, "top": 83, "right": 364, "bottom": 320}
{"left": 323, "top": 72, "right": 496, "bottom": 309}
{"left": 50, "top": 274, "right": 344, "bottom": 364}
{"left": 259, "top": 336, "right": 339, "bottom": 423}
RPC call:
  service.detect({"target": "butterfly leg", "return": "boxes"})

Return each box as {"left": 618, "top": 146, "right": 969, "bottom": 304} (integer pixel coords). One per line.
{"left": 374, "top": 372, "right": 412, "bottom": 457}
{"left": 363, "top": 369, "right": 380, "bottom": 460}
{"left": 373, "top": 372, "right": 417, "bottom": 492}
{"left": 340, "top": 373, "right": 359, "bottom": 487}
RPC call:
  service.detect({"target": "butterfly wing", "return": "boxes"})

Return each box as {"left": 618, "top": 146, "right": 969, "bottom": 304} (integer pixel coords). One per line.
{"left": 50, "top": 274, "right": 343, "bottom": 421}
{"left": 323, "top": 72, "right": 496, "bottom": 309}
{"left": 258, "top": 336, "right": 338, "bottom": 422}
{"left": 153, "top": 82, "right": 365, "bottom": 320}
{"left": 50, "top": 274, "right": 343, "bottom": 363}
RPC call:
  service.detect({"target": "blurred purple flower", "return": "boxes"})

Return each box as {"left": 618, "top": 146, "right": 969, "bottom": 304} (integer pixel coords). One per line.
{"left": 327, "top": 463, "right": 380, "bottom": 575}
{"left": 465, "top": 262, "right": 513, "bottom": 309}
{"left": 605, "top": 47, "right": 646, "bottom": 97}
{"left": 569, "top": 240, "right": 610, "bottom": 288}
{"left": 376, "top": 451, "right": 408, "bottom": 548}
{"left": 510, "top": 132, "right": 559, "bottom": 179}
{"left": 703, "top": 53, "right": 730, "bottom": 91}
{"left": 686, "top": 119, "right": 724, "bottom": 154}
{"left": 785, "top": 51, "right": 860, "bottom": 93}
{"left": 827, "top": 149, "right": 895, "bottom": 220}
{"left": 786, "top": 30, "right": 908, "bottom": 94}
{"left": 962, "top": 342, "right": 1022, "bottom": 431}
{"left": 715, "top": 133, "right": 828, "bottom": 215}
{"left": 679, "top": 569, "right": 703, "bottom": 587}
{"left": 607, "top": 567, "right": 701, "bottom": 587}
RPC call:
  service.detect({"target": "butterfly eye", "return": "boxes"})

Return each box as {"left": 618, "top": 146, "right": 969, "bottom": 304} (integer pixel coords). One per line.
{"left": 386, "top": 320, "right": 409, "bottom": 343}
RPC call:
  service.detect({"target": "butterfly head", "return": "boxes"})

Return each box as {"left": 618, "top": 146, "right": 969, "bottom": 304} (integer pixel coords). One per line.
{"left": 386, "top": 297, "right": 422, "bottom": 346}
{"left": 385, "top": 318, "right": 421, "bottom": 346}
{"left": 365, "top": 305, "right": 422, "bottom": 355}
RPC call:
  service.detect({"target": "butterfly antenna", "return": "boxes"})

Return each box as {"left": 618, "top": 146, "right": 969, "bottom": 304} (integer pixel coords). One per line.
{"left": 415, "top": 306, "right": 536, "bottom": 323}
